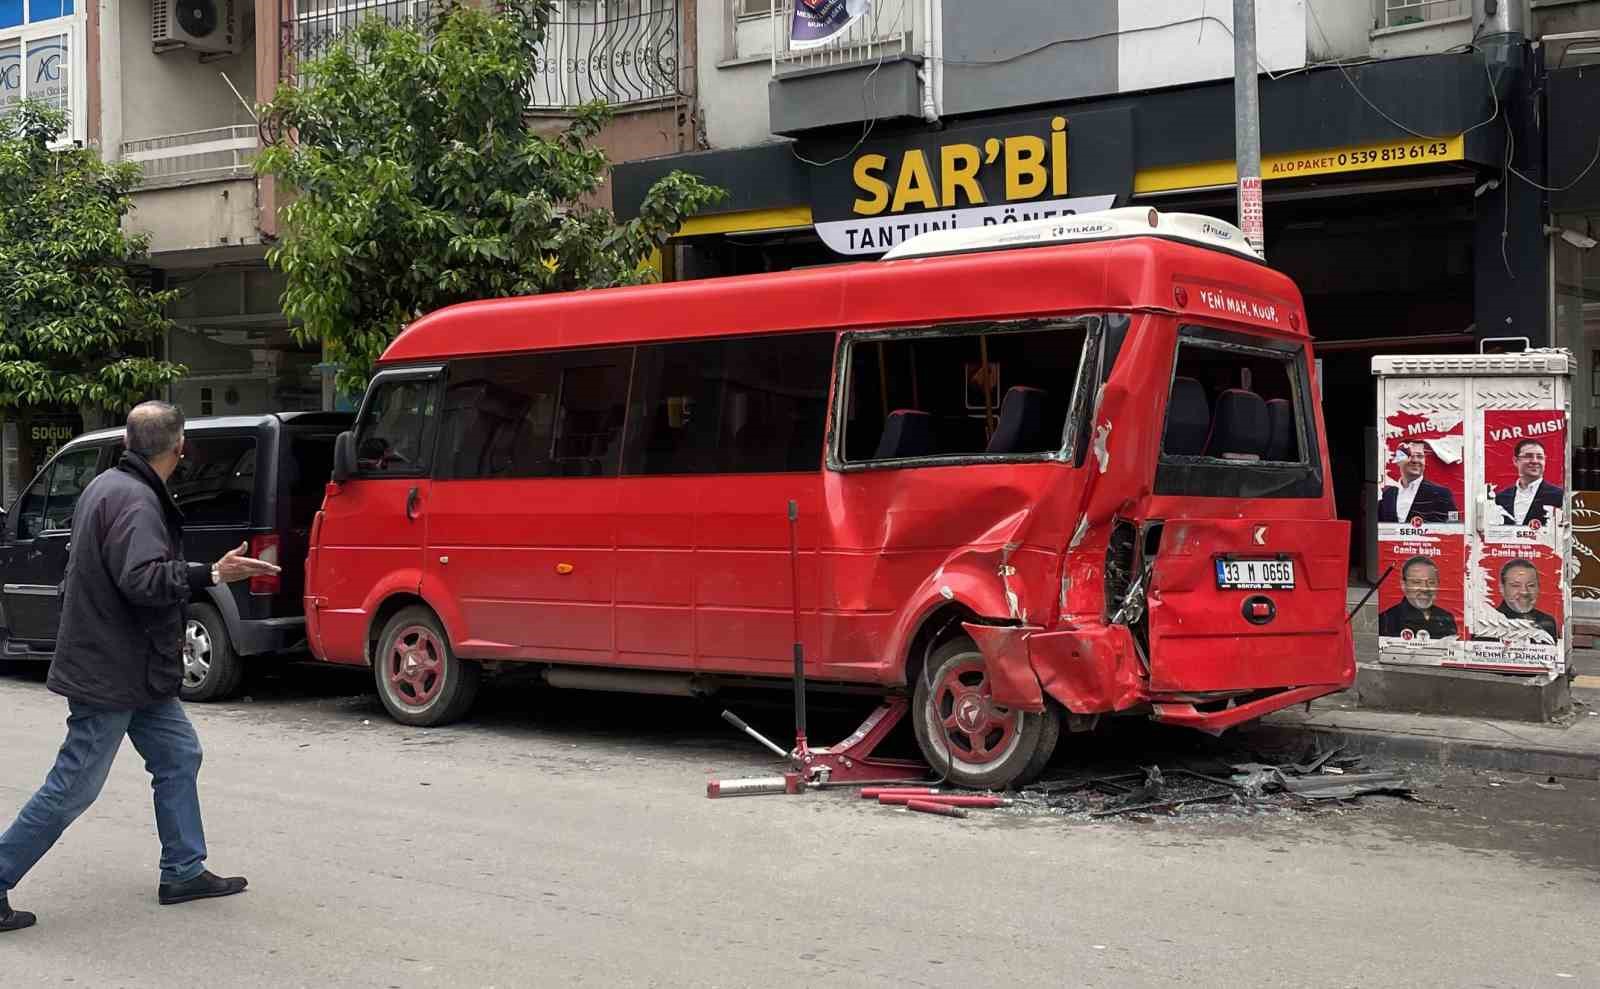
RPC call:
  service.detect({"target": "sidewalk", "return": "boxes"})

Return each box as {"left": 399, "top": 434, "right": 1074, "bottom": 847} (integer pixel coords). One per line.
{"left": 1247, "top": 690, "right": 1600, "bottom": 780}
{"left": 1243, "top": 588, "right": 1600, "bottom": 780}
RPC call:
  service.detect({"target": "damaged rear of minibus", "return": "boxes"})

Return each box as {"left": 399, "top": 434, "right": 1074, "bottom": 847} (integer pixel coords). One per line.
{"left": 876, "top": 209, "right": 1354, "bottom": 788}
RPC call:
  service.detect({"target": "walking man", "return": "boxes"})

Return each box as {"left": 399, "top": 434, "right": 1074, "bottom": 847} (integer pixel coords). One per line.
{"left": 0, "top": 402, "right": 280, "bottom": 933}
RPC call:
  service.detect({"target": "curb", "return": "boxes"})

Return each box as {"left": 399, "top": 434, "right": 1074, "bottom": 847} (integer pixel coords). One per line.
{"left": 1241, "top": 721, "right": 1600, "bottom": 782}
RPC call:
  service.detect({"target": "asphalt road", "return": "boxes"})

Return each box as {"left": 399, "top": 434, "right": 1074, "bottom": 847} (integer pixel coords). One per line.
{"left": 0, "top": 662, "right": 1595, "bottom": 988}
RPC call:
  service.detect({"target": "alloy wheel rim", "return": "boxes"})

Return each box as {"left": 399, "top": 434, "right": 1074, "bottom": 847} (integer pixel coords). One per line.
{"left": 932, "top": 657, "right": 1020, "bottom": 766}
{"left": 388, "top": 625, "right": 446, "bottom": 708}
{"left": 183, "top": 620, "right": 212, "bottom": 689}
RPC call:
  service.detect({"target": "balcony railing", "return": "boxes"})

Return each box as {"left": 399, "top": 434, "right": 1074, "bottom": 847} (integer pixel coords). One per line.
{"left": 282, "top": 0, "right": 429, "bottom": 81}
{"left": 530, "top": 0, "right": 683, "bottom": 109}
{"left": 1379, "top": 0, "right": 1466, "bottom": 29}
{"left": 122, "top": 125, "right": 259, "bottom": 189}
{"left": 280, "top": 0, "right": 683, "bottom": 110}
{"left": 770, "top": 0, "right": 917, "bottom": 74}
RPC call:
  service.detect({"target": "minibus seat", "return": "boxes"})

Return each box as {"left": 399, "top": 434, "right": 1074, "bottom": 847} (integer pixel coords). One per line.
{"left": 986, "top": 386, "right": 1052, "bottom": 454}
{"left": 1204, "top": 389, "right": 1270, "bottom": 461}
{"left": 874, "top": 410, "right": 934, "bottom": 459}
{"left": 1264, "top": 398, "right": 1294, "bottom": 461}
{"left": 1163, "top": 377, "right": 1210, "bottom": 455}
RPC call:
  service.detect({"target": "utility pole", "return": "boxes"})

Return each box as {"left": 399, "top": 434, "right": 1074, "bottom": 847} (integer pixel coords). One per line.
{"left": 1233, "top": 0, "right": 1264, "bottom": 259}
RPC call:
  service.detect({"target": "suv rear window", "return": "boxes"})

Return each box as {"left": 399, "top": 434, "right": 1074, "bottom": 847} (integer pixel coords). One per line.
{"left": 286, "top": 432, "right": 339, "bottom": 527}
{"left": 1156, "top": 327, "right": 1322, "bottom": 499}
{"left": 171, "top": 437, "right": 257, "bottom": 526}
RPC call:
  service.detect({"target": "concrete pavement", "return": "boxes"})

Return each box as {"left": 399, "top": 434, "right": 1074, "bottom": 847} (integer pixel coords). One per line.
{"left": 0, "top": 668, "right": 1595, "bottom": 988}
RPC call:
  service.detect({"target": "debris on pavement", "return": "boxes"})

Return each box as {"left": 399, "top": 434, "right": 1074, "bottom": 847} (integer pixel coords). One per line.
{"left": 862, "top": 743, "right": 1417, "bottom": 823}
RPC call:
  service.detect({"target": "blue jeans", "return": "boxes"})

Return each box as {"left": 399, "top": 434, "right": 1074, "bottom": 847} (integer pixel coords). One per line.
{"left": 0, "top": 697, "right": 208, "bottom": 894}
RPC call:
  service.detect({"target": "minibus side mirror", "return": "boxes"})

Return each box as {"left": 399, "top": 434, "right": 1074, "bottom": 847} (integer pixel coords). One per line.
{"left": 332, "top": 431, "right": 357, "bottom": 484}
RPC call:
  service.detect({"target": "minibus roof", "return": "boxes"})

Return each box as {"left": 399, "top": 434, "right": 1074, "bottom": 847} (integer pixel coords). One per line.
{"left": 380, "top": 217, "right": 1304, "bottom": 366}
{"left": 881, "top": 207, "right": 1261, "bottom": 263}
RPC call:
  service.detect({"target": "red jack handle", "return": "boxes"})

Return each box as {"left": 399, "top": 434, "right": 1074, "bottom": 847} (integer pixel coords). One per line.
{"left": 880, "top": 794, "right": 1008, "bottom": 808}
{"left": 860, "top": 787, "right": 943, "bottom": 800}
{"left": 906, "top": 799, "right": 968, "bottom": 818}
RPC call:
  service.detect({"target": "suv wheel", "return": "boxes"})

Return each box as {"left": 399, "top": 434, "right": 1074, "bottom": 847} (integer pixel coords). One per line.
{"left": 181, "top": 602, "right": 245, "bottom": 702}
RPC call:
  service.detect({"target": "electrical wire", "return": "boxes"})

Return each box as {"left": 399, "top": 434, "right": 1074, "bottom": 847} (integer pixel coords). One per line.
{"left": 1305, "top": 0, "right": 1502, "bottom": 142}
{"left": 786, "top": 0, "right": 906, "bottom": 168}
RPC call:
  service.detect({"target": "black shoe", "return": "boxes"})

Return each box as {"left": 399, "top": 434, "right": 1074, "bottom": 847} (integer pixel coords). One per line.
{"left": 158, "top": 870, "right": 248, "bottom": 906}
{"left": 0, "top": 895, "right": 36, "bottom": 933}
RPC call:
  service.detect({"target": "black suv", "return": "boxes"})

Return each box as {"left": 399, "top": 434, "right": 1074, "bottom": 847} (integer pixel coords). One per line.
{"left": 0, "top": 412, "right": 351, "bottom": 700}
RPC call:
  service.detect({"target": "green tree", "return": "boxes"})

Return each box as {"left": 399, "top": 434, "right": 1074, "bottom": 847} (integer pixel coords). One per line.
{"left": 0, "top": 102, "right": 186, "bottom": 478}
{"left": 257, "top": 0, "right": 724, "bottom": 393}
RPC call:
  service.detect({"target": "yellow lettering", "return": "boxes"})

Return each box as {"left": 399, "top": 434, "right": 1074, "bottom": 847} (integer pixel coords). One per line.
{"left": 852, "top": 154, "right": 890, "bottom": 216}
{"left": 1051, "top": 117, "right": 1068, "bottom": 196}
{"left": 939, "top": 143, "right": 984, "bottom": 207}
{"left": 1004, "top": 136, "right": 1048, "bottom": 201}
{"left": 891, "top": 150, "right": 940, "bottom": 212}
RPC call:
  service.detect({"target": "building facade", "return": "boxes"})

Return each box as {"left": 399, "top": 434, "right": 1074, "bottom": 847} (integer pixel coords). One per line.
{"left": 0, "top": 0, "right": 703, "bottom": 502}
{"left": 614, "top": 0, "right": 1600, "bottom": 582}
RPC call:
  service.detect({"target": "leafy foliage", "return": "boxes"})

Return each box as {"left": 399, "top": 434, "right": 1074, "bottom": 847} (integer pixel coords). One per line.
{"left": 0, "top": 102, "right": 185, "bottom": 413}
{"left": 257, "top": 0, "right": 724, "bottom": 392}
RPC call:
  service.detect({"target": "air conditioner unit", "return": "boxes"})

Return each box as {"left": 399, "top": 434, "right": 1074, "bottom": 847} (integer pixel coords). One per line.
{"left": 152, "top": 0, "right": 240, "bottom": 55}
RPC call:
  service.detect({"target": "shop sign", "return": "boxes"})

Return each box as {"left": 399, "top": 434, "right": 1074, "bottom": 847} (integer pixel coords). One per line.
{"left": 1134, "top": 134, "right": 1466, "bottom": 195}
{"left": 810, "top": 115, "right": 1116, "bottom": 256}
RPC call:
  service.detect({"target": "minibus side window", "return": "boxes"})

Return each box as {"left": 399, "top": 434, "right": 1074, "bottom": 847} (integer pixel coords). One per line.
{"left": 622, "top": 332, "right": 833, "bottom": 476}
{"left": 437, "top": 348, "right": 629, "bottom": 480}
{"left": 354, "top": 377, "right": 438, "bottom": 476}
{"left": 1155, "top": 327, "right": 1323, "bottom": 499}
{"left": 839, "top": 319, "right": 1091, "bottom": 466}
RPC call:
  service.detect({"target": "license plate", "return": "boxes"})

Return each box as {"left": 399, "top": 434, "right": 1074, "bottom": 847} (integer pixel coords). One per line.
{"left": 1215, "top": 558, "right": 1295, "bottom": 590}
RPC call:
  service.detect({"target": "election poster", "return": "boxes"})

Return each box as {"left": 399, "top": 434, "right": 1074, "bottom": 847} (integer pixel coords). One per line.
{"left": 1376, "top": 532, "right": 1465, "bottom": 663}
{"left": 1459, "top": 540, "right": 1565, "bottom": 673}
{"left": 1482, "top": 410, "right": 1567, "bottom": 530}
{"left": 1378, "top": 408, "right": 1464, "bottom": 529}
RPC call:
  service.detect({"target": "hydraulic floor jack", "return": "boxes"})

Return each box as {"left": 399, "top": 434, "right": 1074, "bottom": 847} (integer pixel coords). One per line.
{"left": 706, "top": 502, "right": 927, "bottom": 798}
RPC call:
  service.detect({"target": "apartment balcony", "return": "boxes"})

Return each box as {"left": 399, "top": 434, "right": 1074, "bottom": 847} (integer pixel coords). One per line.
{"left": 766, "top": 0, "right": 925, "bottom": 137}
{"left": 123, "top": 125, "right": 258, "bottom": 190}
{"left": 122, "top": 125, "right": 264, "bottom": 261}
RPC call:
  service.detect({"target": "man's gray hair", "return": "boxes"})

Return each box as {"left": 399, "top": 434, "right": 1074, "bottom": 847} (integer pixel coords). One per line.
{"left": 126, "top": 401, "right": 185, "bottom": 459}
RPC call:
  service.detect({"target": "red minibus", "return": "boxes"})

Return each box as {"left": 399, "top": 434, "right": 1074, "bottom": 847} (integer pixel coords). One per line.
{"left": 304, "top": 208, "right": 1354, "bottom": 789}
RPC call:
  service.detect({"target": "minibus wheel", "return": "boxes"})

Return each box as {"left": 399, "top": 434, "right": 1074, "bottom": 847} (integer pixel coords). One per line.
{"left": 374, "top": 606, "right": 481, "bottom": 726}
{"left": 912, "top": 636, "right": 1060, "bottom": 790}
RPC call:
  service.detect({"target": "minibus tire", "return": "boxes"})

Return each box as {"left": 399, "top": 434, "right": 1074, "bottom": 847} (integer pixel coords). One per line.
{"left": 180, "top": 603, "right": 245, "bottom": 703}
{"left": 912, "top": 636, "right": 1060, "bottom": 790}
{"left": 374, "top": 607, "right": 480, "bottom": 726}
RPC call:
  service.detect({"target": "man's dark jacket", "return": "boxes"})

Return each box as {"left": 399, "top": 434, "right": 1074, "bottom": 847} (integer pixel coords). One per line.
{"left": 47, "top": 452, "right": 213, "bottom": 709}
{"left": 1378, "top": 599, "right": 1458, "bottom": 639}
{"left": 1378, "top": 479, "right": 1458, "bottom": 523}
{"left": 1493, "top": 480, "right": 1565, "bottom": 526}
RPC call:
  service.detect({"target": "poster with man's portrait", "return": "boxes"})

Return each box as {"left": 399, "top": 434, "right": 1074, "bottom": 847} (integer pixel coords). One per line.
{"left": 1378, "top": 410, "right": 1464, "bottom": 528}
{"left": 1483, "top": 411, "right": 1567, "bottom": 530}
{"left": 1376, "top": 534, "right": 1465, "bottom": 658}
{"left": 1461, "top": 542, "right": 1564, "bottom": 673}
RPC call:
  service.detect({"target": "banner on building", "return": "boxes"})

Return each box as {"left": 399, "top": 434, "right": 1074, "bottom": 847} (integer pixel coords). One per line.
{"left": 790, "top": 0, "right": 870, "bottom": 51}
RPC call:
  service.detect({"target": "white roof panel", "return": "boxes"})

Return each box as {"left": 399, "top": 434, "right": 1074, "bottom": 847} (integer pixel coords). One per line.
{"left": 880, "top": 207, "right": 1261, "bottom": 262}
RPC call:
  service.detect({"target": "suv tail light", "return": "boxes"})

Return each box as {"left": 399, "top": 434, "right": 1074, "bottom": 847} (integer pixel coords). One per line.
{"left": 250, "top": 534, "right": 280, "bottom": 595}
